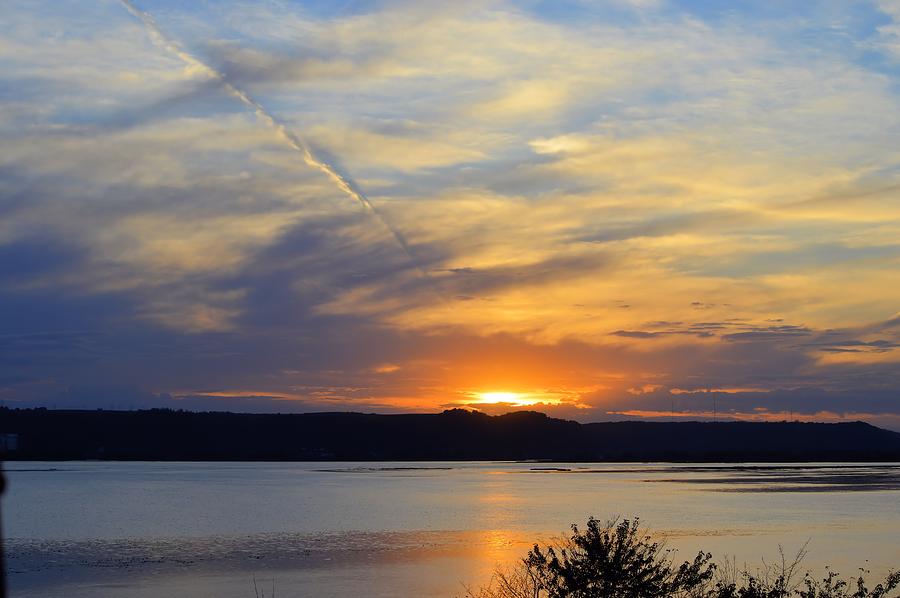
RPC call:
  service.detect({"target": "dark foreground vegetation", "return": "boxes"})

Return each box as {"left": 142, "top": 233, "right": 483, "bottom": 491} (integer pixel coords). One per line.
{"left": 3, "top": 407, "right": 900, "bottom": 461}
{"left": 469, "top": 518, "right": 900, "bottom": 598}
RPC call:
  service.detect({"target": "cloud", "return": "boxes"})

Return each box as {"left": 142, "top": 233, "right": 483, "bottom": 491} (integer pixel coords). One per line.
{"left": 875, "top": 1, "right": 900, "bottom": 59}
{"left": 1, "top": 0, "right": 899, "bottom": 428}
{"left": 722, "top": 326, "right": 813, "bottom": 343}
{"left": 469, "top": 79, "right": 570, "bottom": 119}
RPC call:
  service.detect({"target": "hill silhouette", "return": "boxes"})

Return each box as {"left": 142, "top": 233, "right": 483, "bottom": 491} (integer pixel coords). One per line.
{"left": 2, "top": 407, "right": 900, "bottom": 461}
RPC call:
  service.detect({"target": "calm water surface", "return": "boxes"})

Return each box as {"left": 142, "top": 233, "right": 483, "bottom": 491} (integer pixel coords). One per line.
{"left": 5, "top": 461, "right": 900, "bottom": 597}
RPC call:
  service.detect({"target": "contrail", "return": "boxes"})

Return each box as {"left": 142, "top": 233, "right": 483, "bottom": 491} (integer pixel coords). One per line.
{"left": 118, "top": 0, "right": 420, "bottom": 264}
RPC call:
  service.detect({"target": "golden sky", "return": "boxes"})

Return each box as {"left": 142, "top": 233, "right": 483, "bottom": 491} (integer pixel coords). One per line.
{"left": 2, "top": 0, "right": 900, "bottom": 428}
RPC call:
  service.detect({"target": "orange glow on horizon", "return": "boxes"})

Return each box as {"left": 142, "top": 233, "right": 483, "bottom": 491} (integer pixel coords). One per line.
{"left": 467, "top": 391, "right": 563, "bottom": 407}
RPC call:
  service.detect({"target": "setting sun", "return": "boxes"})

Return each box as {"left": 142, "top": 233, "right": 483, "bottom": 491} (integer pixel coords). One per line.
{"left": 469, "top": 391, "right": 561, "bottom": 407}
{"left": 475, "top": 392, "right": 528, "bottom": 405}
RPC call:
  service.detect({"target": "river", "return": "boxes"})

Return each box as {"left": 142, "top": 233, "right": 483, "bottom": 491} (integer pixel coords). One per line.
{"left": 5, "top": 461, "right": 900, "bottom": 597}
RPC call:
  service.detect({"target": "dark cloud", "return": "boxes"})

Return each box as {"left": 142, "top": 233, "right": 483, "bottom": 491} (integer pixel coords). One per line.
{"left": 576, "top": 209, "right": 762, "bottom": 244}
{"left": 685, "top": 243, "right": 900, "bottom": 278}
{"left": 880, "top": 314, "right": 900, "bottom": 329}
{"left": 204, "top": 41, "right": 391, "bottom": 86}
{"left": 613, "top": 330, "right": 662, "bottom": 339}
{"left": 806, "top": 338, "right": 900, "bottom": 353}
{"left": 84, "top": 78, "right": 231, "bottom": 131}
{"left": 722, "top": 326, "right": 812, "bottom": 342}
{"left": 434, "top": 253, "right": 612, "bottom": 298}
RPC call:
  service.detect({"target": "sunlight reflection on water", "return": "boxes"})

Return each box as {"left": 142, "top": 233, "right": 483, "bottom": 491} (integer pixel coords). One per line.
{"left": 6, "top": 461, "right": 900, "bottom": 597}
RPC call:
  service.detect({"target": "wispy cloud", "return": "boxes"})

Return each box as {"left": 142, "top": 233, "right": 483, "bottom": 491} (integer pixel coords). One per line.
{"left": 1, "top": 0, "right": 900, "bottom": 428}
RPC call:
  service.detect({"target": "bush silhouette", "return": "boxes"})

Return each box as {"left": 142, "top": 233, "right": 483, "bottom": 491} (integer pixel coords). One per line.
{"left": 469, "top": 517, "right": 900, "bottom": 598}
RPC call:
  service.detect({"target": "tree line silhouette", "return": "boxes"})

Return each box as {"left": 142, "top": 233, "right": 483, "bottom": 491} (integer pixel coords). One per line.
{"left": 3, "top": 407, "right": 900, "bottom": 461}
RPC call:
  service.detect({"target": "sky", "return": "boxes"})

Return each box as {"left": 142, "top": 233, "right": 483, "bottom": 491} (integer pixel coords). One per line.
{"left": 2, "top": 0, "right": 900, "bottom": 428}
